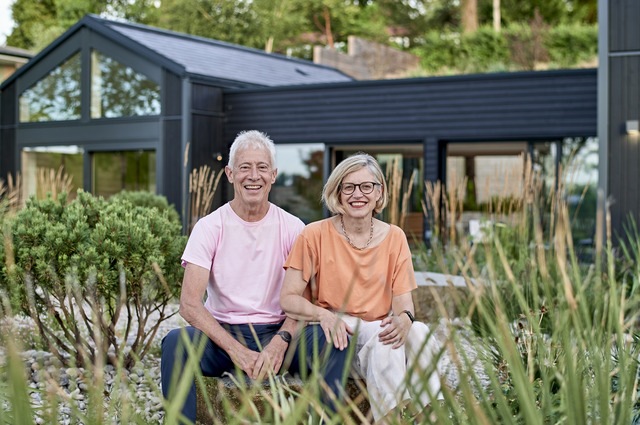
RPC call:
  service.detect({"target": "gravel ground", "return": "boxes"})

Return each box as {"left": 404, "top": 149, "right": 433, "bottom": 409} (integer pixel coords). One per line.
{"left": 0, "top": 305, "right": 187, "bottom": 425}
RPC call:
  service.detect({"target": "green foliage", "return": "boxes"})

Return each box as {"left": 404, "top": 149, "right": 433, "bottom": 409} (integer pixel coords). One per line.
{"left": 0, "top": 190, "right": 186, "bottom": 368}
{"left": 546, "top": 24, "right": 598, "bottom": 67}
{"left": 110, "top": 190, "right": 181, "bottom": 224}
{"left": 415, "top": 23, "right": 596, "bottom": 75}
{"left": 417, "top": 31, "right": 461, "bottom": 72}
{"left": 460, "top": 27, "right": 510, "bottom": 72}
{"left": 415, "top": 197, "right": 640, "bottom": 423}
{"left": 7, "top": 0, "right": 110, "bottom": 51}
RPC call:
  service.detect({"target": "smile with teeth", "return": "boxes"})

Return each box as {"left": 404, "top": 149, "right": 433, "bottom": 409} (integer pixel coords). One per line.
{"left": 245, "top": 185, "right": 262, "bottom": 190}
{"left": 350, "top": 201, "right": 367, "bottom": 207}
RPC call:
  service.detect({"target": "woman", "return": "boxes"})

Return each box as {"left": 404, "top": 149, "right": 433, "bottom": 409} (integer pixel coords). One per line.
{"left": 280, "top": 152, "right": 442, "bottom": 423}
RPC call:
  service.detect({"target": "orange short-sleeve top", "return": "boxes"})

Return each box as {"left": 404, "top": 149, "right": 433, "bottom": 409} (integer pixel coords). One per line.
{"left": 284, "top": 218, "right": 417, "bottom": 321}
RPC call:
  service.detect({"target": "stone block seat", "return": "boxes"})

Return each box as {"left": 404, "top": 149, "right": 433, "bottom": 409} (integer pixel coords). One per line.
{"left": 195, "top": 374, "right": 370, "bottom": 424}
{"left": 195, "top": 272, "right": 476, "bottom": 424}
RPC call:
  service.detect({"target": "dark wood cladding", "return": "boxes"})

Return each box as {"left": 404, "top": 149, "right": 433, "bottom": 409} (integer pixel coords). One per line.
{"left": 162, "top": 119, "right": 182, "bottom": 212}
{"left": 609, "top": 56, "right": 640, "bottom": 236}
{"left": 223, "top": 69, "right": 597, "bottom": 145}
{"left": 191, "top": 83, "right": 226, "bottom": 205}
{"left": 609, "top": 0, "right": 640, "bottom": 52}
{"left": 163, "top": 70, "right": 182, "bottom": 117}
{"left": 161, "top": 71, "right": 183, "bottom": 211}
{"left": 192, "top": 84, "right": 223, "bottom": 113}
{"left": 0, "top": 83, "right": 17, "bottom": 178}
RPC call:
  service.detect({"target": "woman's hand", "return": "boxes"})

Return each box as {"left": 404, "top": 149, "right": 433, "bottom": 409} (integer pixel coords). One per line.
{"left": 319, "top": 309, "right": 353, "bottom": 351}
{"left": 378, "top": 313, "right": 412, "bottom": 349}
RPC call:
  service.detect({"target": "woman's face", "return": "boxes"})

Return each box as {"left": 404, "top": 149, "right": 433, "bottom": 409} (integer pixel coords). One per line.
{"left": 339, "top": 167, "right": 381, "bottom": 219}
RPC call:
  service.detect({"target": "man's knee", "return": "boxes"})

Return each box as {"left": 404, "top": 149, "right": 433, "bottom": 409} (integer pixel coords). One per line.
{"left": 162, "top": 328, "right": 184, "bottom": 356}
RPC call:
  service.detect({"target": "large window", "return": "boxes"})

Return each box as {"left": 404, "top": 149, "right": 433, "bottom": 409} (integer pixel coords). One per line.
{"left": 447, "top": 142, "right": 527, "bottom": 212}
{"left": 562, "top": 137, "right": 599, "bottom": 243}
{"left": 271, "top": 144, "right": 325, "bottom": 224}
{"left": 19, "top": 53, "right": 82, "bottom": 122}
{"left": 92, "top": 150, "right": 156, "bottom": 198}
{"left": 21, "top": 146, "right": 84, "bottom": 200}
{"left": 90, "top": 50, "right": 161, "bottom": 118}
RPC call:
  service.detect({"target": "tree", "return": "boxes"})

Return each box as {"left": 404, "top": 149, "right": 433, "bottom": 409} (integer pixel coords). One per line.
{"left": 493, "top": 0, "right": 501, "bottom": 32}
{"left": 495, "top": 0, "right": 586, "bottom": 26}
{"left": 461, "top": 0, "right": 478, "bottom": 33}
{"left": 7, "top": 0, "right": 113, "bottom": 50}
{"left": 6, "top": 0, "right": 59, "bottom": 50}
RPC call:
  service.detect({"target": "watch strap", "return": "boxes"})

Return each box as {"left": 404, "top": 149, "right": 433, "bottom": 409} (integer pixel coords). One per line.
{"left": 401, "top": 310, "right": 415, "bottom": 323}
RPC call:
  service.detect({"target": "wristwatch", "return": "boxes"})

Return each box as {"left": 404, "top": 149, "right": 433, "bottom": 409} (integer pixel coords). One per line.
{"left": 401, "top": 310, "right": 415, "bottom": 323}
{"left": 276, "top": 330, "right": 292, "bottom": 343}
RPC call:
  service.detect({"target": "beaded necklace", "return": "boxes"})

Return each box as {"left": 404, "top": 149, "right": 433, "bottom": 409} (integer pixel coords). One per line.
{"left": 340, "top": 214, "right": 374, "bottom": 250}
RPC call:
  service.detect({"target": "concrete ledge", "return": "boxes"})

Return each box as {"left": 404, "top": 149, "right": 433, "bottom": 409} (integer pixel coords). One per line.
{"left": 413, "top": 272, "right": 475, "bottom": 323}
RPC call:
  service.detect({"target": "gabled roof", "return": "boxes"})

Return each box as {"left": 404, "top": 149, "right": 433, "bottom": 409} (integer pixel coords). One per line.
{"left": 1, "top": 14, "right": 352, "bottom": 89}
{"left": 0, "top": 46, "right": 34, "bottom": 60}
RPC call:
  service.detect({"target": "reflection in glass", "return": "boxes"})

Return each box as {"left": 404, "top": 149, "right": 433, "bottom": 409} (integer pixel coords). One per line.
{"left": 532, "top": 142, "right": 557, "bottom": 193}
{"left": 92, "top": 150, "right": 156, "bottom": 198}
{"left": 21, "top": 146, "right": 84, "bottom": 200}
{"left": 271, "top": 144, "right": 324, "bottom": 224}
{"left": 91, "top": 50, "right": 161, "bottom": 118}
{"left": 447, "top": 155, "right": 524, "bottom": 209}
{"left": 562, "top": 137, "right": 599, "bottom": 244}
{"left": 19, "top": 53, "right": 82, "bottom": 122}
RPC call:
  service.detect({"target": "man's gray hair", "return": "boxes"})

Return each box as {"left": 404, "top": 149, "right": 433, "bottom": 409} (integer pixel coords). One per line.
{"left": 228, "top": 130, "right": 277, "bottom": 169}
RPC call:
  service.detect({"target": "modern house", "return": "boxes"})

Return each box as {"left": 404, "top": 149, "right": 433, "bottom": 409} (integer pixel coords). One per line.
{"left": 0, "top": 14, "right": 352, "bottom": 224}
{"left": 1, "top": 14, "right": 600, "bottom": 240}
{"left": 599, "top": 0, "right": 640, "bottom": 241}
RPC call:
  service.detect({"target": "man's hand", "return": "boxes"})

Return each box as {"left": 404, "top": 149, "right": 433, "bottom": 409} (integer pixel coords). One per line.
{"left": 227, "top": 345, "right": 261, "bottom": 379}
{"left": 252, "top": 337, "right": 289, "bottom": 379}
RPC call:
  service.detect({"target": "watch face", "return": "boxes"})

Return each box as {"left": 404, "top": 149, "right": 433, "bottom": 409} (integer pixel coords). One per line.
{"left": 277, "top": 331, "right": 292, "bottom": 343}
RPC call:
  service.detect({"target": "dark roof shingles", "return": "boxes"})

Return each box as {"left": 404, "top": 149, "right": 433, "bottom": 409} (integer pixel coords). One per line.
{"left": 105, "top": 22, "right": 351, "bottom": 86}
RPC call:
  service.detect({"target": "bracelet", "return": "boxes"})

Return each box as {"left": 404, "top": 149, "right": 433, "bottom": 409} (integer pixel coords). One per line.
{"left": 401, "top": 310, "right": 415, "bottom": 323}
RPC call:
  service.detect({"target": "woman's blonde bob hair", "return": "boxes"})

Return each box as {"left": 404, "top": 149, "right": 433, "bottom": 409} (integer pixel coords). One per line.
{"left": 322, "top": 152, "right": 388, "bottom": 216}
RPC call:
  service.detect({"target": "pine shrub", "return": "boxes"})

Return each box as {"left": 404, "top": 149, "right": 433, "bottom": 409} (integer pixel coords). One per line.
{"left": 0, "top": 190, "right": 186, "bottom": 368}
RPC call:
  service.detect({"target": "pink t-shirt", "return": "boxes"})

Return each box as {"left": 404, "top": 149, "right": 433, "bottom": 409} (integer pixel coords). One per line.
{"left": 182, "top": 203, "right": 304, "bottom": 325}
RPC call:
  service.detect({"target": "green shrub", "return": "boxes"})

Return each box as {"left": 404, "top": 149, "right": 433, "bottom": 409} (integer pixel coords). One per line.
{"left": 546, "top": 24, "right": 598, "bottom": 67}
{"left": 413, "top": 23, "right": 597, "bottom": 75}
{"left": 460, "top": 27, "right": 510, "bottom": 73}
{"left": 0, "top": 190, "right": 186, "bottom": 368}
{"left": 110, "top": 190, "right": 181, "bottom": 225}
{"left": 416, "top": 31, "right": 461, "bottom": 72}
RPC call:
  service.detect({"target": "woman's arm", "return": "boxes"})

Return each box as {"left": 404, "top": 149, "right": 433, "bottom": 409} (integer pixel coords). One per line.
{"left": 378, "top": 291, "right": 415, "bottom": 349}
{"left": 281, "top": 268, "right": 352, "bottom": 350}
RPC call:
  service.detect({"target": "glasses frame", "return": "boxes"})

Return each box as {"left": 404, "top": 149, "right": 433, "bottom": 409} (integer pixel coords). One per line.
{"left": 340, "top": 181, "right": 380, "bottom": 195}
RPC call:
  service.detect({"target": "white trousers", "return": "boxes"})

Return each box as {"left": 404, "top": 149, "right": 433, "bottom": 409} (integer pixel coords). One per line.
{"left": 341, "top": 315, "right": 442, "bottom": 423}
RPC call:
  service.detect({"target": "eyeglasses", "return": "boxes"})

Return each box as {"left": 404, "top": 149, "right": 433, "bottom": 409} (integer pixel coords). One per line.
{"left": 340, "top": 181, "right": 380, "bottom": 195}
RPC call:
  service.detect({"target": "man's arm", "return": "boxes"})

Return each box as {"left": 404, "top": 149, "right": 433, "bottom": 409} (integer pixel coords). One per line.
{"left": 179, "top": 263, "right": 262, "bottom": 378}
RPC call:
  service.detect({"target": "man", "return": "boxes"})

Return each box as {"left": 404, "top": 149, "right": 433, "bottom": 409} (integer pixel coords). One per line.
{"left": 161, "top": 130, "right": 349, "bottom": 424}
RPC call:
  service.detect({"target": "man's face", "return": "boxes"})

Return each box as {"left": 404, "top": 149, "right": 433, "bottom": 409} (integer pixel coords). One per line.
{"left": 225, "top": 147, "right": 276, "bottom": 208}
